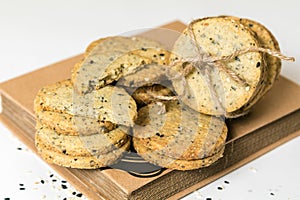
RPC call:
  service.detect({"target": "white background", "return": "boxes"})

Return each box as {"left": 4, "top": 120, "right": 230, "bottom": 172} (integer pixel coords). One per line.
{"left": 0, "top": 0, "right": 300, "bottom": 199}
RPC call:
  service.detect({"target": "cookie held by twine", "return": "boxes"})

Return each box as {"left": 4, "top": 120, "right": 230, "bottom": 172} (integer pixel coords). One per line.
{"left": 153, "top": 16, "right": 295, "bottom": 118}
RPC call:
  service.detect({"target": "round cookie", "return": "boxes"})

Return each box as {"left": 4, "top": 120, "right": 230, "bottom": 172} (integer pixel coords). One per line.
{"left": 35, "top": 123, "right": 130, "bottom": 157}
{"left": 134, "top": 141, "right": 225, "bottom": 171}
{"left": 117, "top": 61, "right": 174, "bottom": 107}
{"left": 71, "top": 36, "right": 169, "bottom": 94}
{"left": 222, "top": 16, "right": 281, "bottom": 117}
{"left": 34, "top": 79, "right": 137, "bottom": 127}
{"left": 117, "top": 63, "right": 171, "bottom": 88}
{"left": 170, "top": 17, "right": 264, "bottom": 115}
{"left": 131, "top": 85, "right": 174, "bottom": 106}
{"left": 133, "top": 101, "right": 227, "bottom": 160}
{"left": 36, "top": 110, "right": 116, "bottom": 136}
{"left": 36, "top": 140, "right": 131, "bottom": 169}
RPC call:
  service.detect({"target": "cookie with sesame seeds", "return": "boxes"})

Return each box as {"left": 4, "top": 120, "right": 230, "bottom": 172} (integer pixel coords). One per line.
{"left": 71, "top": 36, "right": 169, "bottom": 94}
{"left": 36, "top": 111, "right": 116, "bottom": 136}
{"left": 170, "top": 17, "right": 265, "bottom": 116}
{"left": 117, "top": 63, "right": 171, "bottom": 88}
{"left": 133, "top": 101, "right": 227, "bottom": 161}
{"left": 34, "top": 79, "right": 137, "bottom": 127}
{"left": 36, "top": 139, "right": 131, "bottom": 169}
{"left": 133, "top": 141, "right": 225, "bottom": 171}
{"left": 221, "top": 16, "right": 281, "bottom": 117}
{"left": 131, "top": 84, "right": 174, "bottom": 106}
{"left": 35, "top": 122, "right": 130, "bottom": 157}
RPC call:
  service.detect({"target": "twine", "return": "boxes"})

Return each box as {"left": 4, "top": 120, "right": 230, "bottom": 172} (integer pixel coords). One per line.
{"left": 150, "top": 20, "right": 295, "bottom": 116}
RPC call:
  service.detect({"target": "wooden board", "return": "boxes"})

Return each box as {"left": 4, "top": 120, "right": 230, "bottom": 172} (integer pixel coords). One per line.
{"left": 1, "top": 21, "right": 300, "bottom": 199}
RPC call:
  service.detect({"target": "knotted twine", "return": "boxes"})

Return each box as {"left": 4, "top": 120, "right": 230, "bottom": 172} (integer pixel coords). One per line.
{"left": 150, "top": 20, "right": 295, "bottom": 117}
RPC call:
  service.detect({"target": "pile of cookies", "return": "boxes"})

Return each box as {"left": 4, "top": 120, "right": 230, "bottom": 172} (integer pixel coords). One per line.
{"left": 34, "top": 80, "right": 136, "bottom": 168}
{"left": 34, "top": 37, "right": 171, "bottom": 169}
{"left": 34, "top": 16, "right": 284, "bottom": 171}
{"left": 171, "top": 16, "right": 281, "bottom": 117}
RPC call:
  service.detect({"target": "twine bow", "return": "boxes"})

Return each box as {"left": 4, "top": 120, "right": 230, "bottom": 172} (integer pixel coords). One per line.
{"left": 151, "top": 20, "right": 295, "bottom": 117}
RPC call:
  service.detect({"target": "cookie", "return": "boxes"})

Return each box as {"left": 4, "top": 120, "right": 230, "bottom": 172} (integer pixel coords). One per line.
{"left": 35, "top": 122, "right": 130, "bottom": 156}
{"left": 131, "top": 85, "right": 174, "bottom": 106}
{"left": 117, "top": 61, "right": 174, "bottom": 106}
{"left": 134, "top": 141, "right": 225, "bottom": 171}
{"left": 34, "top": 79, "right": 137, "bottom": 127}
{"left": 224, "top": 16, "right": 281, "bottom": 115}
{"left": 170, "top": 17, "right": 264, "bottom": 115}
{"left": 117, "top": 63, "right": 170, "bottom": 88}
{"left": 133, "top": 101, "right": 227, "bottom": 160}
{"left": 36, "top": 110, "right": 116, "bottom": 136}
{"left": 71, "top": 36, "right": 169, "bottom": 94}
{"left": 36, "top": 139, "right": 131, "bottom": 169}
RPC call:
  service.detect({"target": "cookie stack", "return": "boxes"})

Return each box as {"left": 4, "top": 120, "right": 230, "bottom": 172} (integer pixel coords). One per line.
{"left": 133, "top": 101, "right": 227, "bottom": 170}
{"left": 34, "top": 79, "right": 139, "bottom": 168}
{"left": 34, "top": 36, "right": 172, "bottom": 169}
{"left": 72, "top": 36, "right": 170, "bottom": 94}
{"left": 170, "top": 16, "right": 281, "bottom": 117}
{"left": 132, "top": 16, "right": 283, "bottom": 170}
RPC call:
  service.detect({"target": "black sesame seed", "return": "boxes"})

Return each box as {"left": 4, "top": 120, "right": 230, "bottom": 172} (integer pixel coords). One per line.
{"left": 141, "top": 47, "right": 147, "bottom": 51}
{"left": 62, "top": 180, "right": 67, "bottom": 183}
{"left": 52, "top": 179, "right": 57, "bottom": 182}
{"left": 206, "top": 198, "right": 212, "bottom": 200}
{"left": 4, "top": 198, "right": 10, "bottom": 200}
{"left": 76, "top": 193, "right": 83, "bottom": 197}
{"left": 17, "top": 147, "right": 22, "bottom": 150}
{"left": 41, "top": 180, "right": 45, "bottom": 184}
{"left": 256, "top": 62, "right": 261, "bottom": 68}
{"left": 19, "top": 188, "right": 25, "bottom": 190}
{"left": 270, "top": 192, "right": 275, "bottom": 196}
{"left": 72, "top": 191, "right": 77, "bottom": 195}
{"left": 224, "top": 180, "right": 230, "bottom": 184}
{"left": 249, "top": 23, "right": 253, "bottom": 27}
{"left": 217, "top": 186, "right": 223, "bottom": 190}
{"left": 61, "top": 184, "right": 68, "bottom": 189}
{"left": 63, "top": 198, "right": 67, "bottom": 200}
{"left": 159, "top": 53, "right": 165, "bottom": 57}
{"left": 49, "top": 174, "right": 54, "bottom": 178}
{"left": 19, "top": 183, "right": 24, "bottom": 186}
{"left": 89, "top": 60, "right": 94, "bottom": 64}
{"left": 62, "top": 150, "right": 67, "bottom": 154}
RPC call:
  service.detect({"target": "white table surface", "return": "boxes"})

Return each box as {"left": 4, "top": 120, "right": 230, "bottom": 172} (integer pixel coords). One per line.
{"left": 1, "top": 0, "right": 300, "bottom": 199}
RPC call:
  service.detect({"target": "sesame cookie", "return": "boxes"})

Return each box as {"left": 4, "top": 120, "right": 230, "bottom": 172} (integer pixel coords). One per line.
{"left": 36, "top": 110, "right": 116, "bottom": 136}
{"left": 170, "top": 17, "right": 264, "bottom": 115}
{"left": 131, "top": 85, "right": 174, "bottom": 106}
{"left": 117, "top": 63, "right": 170, "bottom": 88}
{"left": 133, "top": 101, "right": 227, "bottom": 160}
{"left": 36, "top": 139, "right": 131, "bottom": 169}
{"left": 34, "top": 79, "right": 137, "bottom": 127}
{"left": 222, "top": 16, "right": 281, "bottom": 116}
{"left": 134, "top": 141, "right": 225, "bottom": 171}
{"left": 35, "top": 123, "right": 130, "bottom": 157}
{"left": 71, "top": 36, "right": 169, "bottom": 94}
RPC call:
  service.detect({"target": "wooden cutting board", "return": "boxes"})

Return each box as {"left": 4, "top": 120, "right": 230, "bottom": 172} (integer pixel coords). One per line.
{"left": 1, "top": 21, "right": 300, "bottom": 200}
